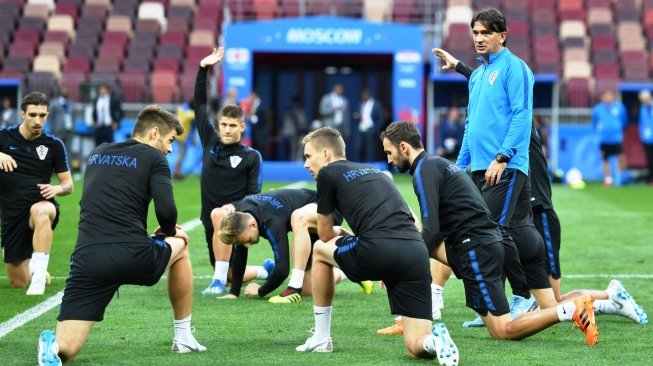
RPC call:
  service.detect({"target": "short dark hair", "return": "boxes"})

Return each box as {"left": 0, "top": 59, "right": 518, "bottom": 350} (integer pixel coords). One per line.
{"left": 219, "top": 104, "right": 244, "bottom": 122}
{"left": 471, "top": 8, "right": 508, "bottom": 46}
{"left": 21, "top": 92, "right": 49, "bottom": 112}
{"left": 380, "top": 121, "right": 423, "bottom": 150}
{"left": 132, "top": 105, "right": 184, "bottom": 137}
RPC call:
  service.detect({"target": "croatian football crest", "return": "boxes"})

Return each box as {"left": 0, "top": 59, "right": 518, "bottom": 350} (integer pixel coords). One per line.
{"left": 230, "top": 155, "right": 242, "bottom": 168}
{"left": 488, "top": 71, "right": 498, "bottom": 86}
{"left": 36, "top": 145, "right": 48, "bottom": 160}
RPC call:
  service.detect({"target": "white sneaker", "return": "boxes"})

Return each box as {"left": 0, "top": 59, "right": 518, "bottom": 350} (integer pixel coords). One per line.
{"left": 295, "top": 334, "right": 333, "bottom": 353}
{"left": 27, "top": 273, "right": 47, "bottom": 295}
{"left": 611, "top": 289, "right": 649, "bottom": 324}
{"left": 432, "top": 323, "right": 459, "bottom": 366}
{"left": 171, "top": 335, "right": 207, "bottom": 353}
{"left": 38, "top": 330, "right": 62, "bottom": 366}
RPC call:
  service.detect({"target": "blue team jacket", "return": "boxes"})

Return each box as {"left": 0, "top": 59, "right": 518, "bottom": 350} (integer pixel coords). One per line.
{"left": 456, "top": 47, "right": 534, "bottom": 176}
{"left": 592, "top": 101, "right": 626, "bottom": 144}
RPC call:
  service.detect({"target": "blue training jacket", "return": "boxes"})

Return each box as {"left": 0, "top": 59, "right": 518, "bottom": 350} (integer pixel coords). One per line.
{"left": 591, "top": 101, "right": 626, "bottom": 144}
{"left": 456, "top": 47, "right": 534, "bottom": 176}
{"left": 639, "top": 104, "right": 653, "bottom": 144}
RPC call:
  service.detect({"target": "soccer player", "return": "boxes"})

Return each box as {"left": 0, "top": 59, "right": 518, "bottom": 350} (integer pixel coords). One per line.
{"left": 381, "top": 121, "right": 599, "bottom": 345}
{"left": 592, "top": 89, "right": 627, "bottom": 187}
{"left": 296, "top": 127, "right": 459, "bottom": 366}
{"left": 37, "top": 105, "right": 206, "bottom": 366}
{"left": 435, "top": 47, "right": 649, "bottom": 326}
{"left": 194, "top": 48, "right": 263, "bottom": 296}
{"left": 0, "top": 91, "right": 73, "bottom": 295}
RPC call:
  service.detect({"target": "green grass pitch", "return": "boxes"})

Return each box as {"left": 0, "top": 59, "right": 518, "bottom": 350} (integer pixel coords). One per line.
{"left": 1, "top": 175, "right": 651, "bottom": 365}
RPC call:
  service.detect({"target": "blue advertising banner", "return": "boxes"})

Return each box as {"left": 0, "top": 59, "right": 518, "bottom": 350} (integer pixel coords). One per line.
{"left": 223, "top": 16, "right": 424, "bottom": 127}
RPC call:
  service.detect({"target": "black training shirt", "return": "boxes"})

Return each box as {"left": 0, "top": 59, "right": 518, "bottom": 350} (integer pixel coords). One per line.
{"left": 75, "top": 139, "right": 177, "bottom": 248}
{"left": 0, "top": 126, "right": 69, "bottom": 212}
{"left": 410, "top": 152, "right": 502, "bottom": 249}
{"left": 228, "top": 188, "right": 317, "bottom": 297}
{"left": 316, "top": 160, "right": 421, "bottom": 241}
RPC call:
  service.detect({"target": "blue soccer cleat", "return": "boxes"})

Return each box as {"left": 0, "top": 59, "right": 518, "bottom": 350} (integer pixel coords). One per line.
{"left": 38, "top": 330, "right": 61, "bottom": 366}
{"left": 462, "top": 314, "right": 485, "bottom": 328}
{"left": 509, "top": 294, "right": 537, "bottom": 319}
{"left": 432, "top": 323, "right": 459, "bottom": 366}
{"left": 262, "top": 258, "right": 275, "bottom": 275}
{"left": 201, "top": 279, "right": 227, "bottom": 297}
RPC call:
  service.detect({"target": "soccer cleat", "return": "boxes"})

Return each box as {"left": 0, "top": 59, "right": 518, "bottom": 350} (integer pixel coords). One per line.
{"left": 359, "top": 280, "right": 374, "bottom": 295}
{"left": 432, "top": 323, "right": 459, "bottom": 366}
{"left": 38, "top": 330, "right": 62, "bottom": 366}
{"left": 171, "top": 333, "right": 207, "bottom": 353}
{"left": 27, "top": 273, "right": 47, "bottom": 295}
{"left": 262, "top": 258, "right": 275, "bottom": 274}
{"left": 269, "top": 287, "right": 303, "bottom": 304}
{"left": 572, "top": 295, "right": 599, "bottom": 346}
{"left": 611, "top": 290, "right": 648, "bottom": 325}
{"left": 509, "top": 294, "right": 537, "bottom": 319}
{"left": 295, "top": 334, "right": 333, "bottom": 353}
{"left": 462, "top": 314, "right": 485, "bottom": 328}
{"left": 201, "top": 279, "right": 227, "bottom": 297}
{"left": 376, "top": 319, "right": 403, "bottom": 335}
{"left": 606, "top": 279, "right": 626, "bottom": 298}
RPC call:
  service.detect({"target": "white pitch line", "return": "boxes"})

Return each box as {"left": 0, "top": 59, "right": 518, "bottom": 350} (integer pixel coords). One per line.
{"left": 0, "top": 182, "right": 309, "bottom": 339}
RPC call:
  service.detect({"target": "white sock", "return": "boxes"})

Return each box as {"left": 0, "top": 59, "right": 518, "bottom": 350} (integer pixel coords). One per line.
{"left": 422, "top": 334, "right": 438, "bottom": 356}
{"left": 251, "top": 266, "right": 268, "bottom": 280}
{"left": 213, "top": 261, "right": 229, "bottom": 283}
{"left": 173, "top": 315, "right": 192, "bottom": 341}
{"left": 288, "top": 269, "right": 305, "bottom": 289}
{"left": 333, "top": 268, "right": 347, "bottom": 283}
{"left": 594, "top": 299, "right": 619, "bottom": 315}
{"left": 431, "top": 283, "right": 444, "bottom": 310}
{"left": 313, "top": 306, "right": 332, "bottom": 339}
{"left": 30, "top": 253, "right": 49, "bottom": 277}
{"left": 556, "top": 302, "right": 576, "bottom": 322}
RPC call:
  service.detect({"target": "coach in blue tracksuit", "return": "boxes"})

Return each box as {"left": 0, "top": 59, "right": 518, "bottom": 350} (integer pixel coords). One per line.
{"left": 456, "top": 8, "right": 535, "bottom": 308}
{"left": 592, "top": 89, "right": 627, "bottom": 186}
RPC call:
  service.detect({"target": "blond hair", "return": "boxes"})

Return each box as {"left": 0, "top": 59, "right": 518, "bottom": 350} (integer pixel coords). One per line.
{"left": 301, "top": 127, "right": 346, "bottom": 158}
{"left": 217, "top": 212, "right": 250, "bottom": 245}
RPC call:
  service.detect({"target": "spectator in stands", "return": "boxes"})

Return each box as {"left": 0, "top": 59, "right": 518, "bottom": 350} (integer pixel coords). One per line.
{"left": 92, "top": 84, "right": 123, "bottom": 146}
{"left": 47, "top": 89, "right": 74, "bottom": 150}
{"left": 353, "top": 89, "right": 384, "bottom": 162}
{"left": 638, "top": 90, "right": 653, "bottom": 184}
{"left": 319, "top": 84, "right": 350, "bottom": 143}
{"left": 1, "top": 97, "right": 18, "bottom": 128}
{"left": 223, "top": 87, "right": 239, "bottom": 107}
{"left": 173, "top": 101, "right": 196, "bottom": 179}
{"left": 591, "top": 89, "right": 627, "bottom": 187}
{"left": 436, "top": 107, "right": 464, "bottom": 162}
{"left": 247, "top": 90, "right": 270, "bottom": 159}
{"left": 279, "top": 95, "right": 307, "bottom": 161}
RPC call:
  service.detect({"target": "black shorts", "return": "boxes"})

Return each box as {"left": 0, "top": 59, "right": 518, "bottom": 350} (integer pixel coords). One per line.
{"left": 204, "top": 224, "right": 215, "bottom": 266}
{"left": 446, "top": 241, "right": 510, "bottom": 317}
{"left": 334, "top": 236, "right": 432, "bottom": 320}
{"left": 532, "top": 207, "right": 562, "bottom": 279}
{"left": 508, "top": 225, "right": 551, "bottom": 290}
{"left": 600, "top": 143, "right": 623, "bottom": 159}
{"left": 1, "top": 200, "right": 60, "bottom": 263}
{"left": 472, "top": 169, "right": 528, "bottom": 228}
{"left": 58, "top": 237, "right": 172, "bottom": 322}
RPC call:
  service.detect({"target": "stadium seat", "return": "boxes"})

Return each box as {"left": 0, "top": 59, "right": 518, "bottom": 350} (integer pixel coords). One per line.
{"left": 280, "top": 0, "right": 301, "bottom": 17}
{"left": 2, "top": 56, "right": 31, "bottom": 73}
{"left": 189, "top": 30, "right": 215, "bottom": 47}
{"left": 64, "top": 56, "right": 92, "bottom": 75}
{"left": 153, "top": 58, "right": 180, "bottom": 73}
{"left": 135, "top": 19, "right": 161, "bottom": 33}
{"left": 18, "top": 16, "right": 47, "bottom": 35}
{"left": 26, "top": 71, "right": 60, "bottom": 96}
{"left": 9, "top": 42, "right": 38, "bottom": 60}
{"left": 166, "top": 18, "right": 190, "bottom": 33}
{"left": 94, "top": 58, "right": 122, "bottom": 73}
{"left": 106, "top": 15, "right": 133, "bottom": 37}
{"left": 253, "top": 0, "right": 277, "bottom": 19}
{"left": 587, "top": 8, "right": 612, "bottom": 25}
{"left": 120, "top": 72, "right": 148, "bottom": 102}
{"left": 138, "top": 2, "right": 167, "bottom": 31}
{"left": 60, "top": 72, "right": 87, "bottom": 101}
{"left": 151, "top": 72, "right": 178, "bottom": 103}
{"left": 81, "top": 3, "right": 109, "bottom": 19}
{"left": 23, "top": 3, "right": 51, "bottom": 21}
{"left": 33, "top": 55, "right": 61, "bottom": 77}
{"left": 363, "top": 0, "right": 390, "bottom": 22}
{"left": 559, "top": 20, "right": 586, "bottom": 40}
{"left": 393, "top": 0, "right": 419, "bottom": 23}
{"left": 594, "top": 63, "right": 620, "bottom": 79}
{"left": 43, "top": 31, "right": 71, "bottom": 47}
{"left": 38, "top": 42, "right": 66, "bottom": 63}
{"left": 564, "top": 77, "right": 591, "bottom": 107}
{"left": 47, "top": 15, "right": 76, "bottom": 38}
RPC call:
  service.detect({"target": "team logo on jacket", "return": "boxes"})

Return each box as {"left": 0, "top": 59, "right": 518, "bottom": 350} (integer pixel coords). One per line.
{"left": 488, "top": 71, "right": 499, "bottom": 86}
{"left": 36, "top": 145, "right": 48, "bottom": 160}
{"left": 230, "top": 155, "right": 242, "bottom": 168}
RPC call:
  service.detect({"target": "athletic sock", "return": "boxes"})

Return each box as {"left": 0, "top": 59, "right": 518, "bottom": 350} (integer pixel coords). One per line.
{"left": 594, "top": 299, "right": 619, "bottom": 315}
{"left": 431, "top": 284, "right": 444, "bottom": 307}
{"left": 173, "top": 315, "right": 192, "bottom": 341}
{"left": 556, "top": 302, "right": 576, "bottom": 322}
{"left": 251, "top": 266, "right": 268, "bottom": 280}
{"left": 422, "top": 334, "right": 438, "bottom": 356}
{"left": 30, "top": 253, "right": 49, "bottom": 278}
{"left": 313, "top": 306, "right": 332, "bottom": 339}
{"left": 288, "top": 269, "right": 305, "bottom": 289}
{"left": 213, "top": 261, "right": 229, "bottom": 283}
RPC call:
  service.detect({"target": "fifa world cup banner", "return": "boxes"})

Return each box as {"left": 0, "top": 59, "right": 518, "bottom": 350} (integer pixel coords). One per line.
{"left": 223, "top": 16, "right": 424, "bottom": 129}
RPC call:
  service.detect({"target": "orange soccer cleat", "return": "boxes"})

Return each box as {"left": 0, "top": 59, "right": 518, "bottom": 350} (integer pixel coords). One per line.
{"left": 572, "top": 295, "right": 599, "bottom": 346}
{"left": 376, "top": 319, "right": 403, "bottom": 335}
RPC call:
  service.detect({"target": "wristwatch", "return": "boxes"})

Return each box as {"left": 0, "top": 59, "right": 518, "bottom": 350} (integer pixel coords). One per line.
{"left": 495, "top": 152, "right": 511, "bottom": 164}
